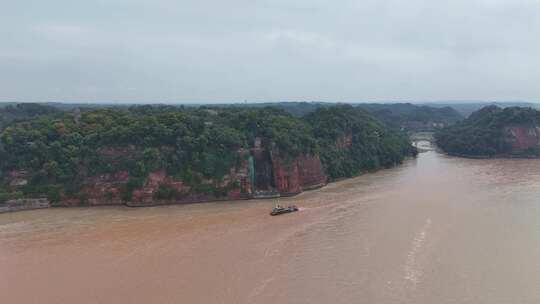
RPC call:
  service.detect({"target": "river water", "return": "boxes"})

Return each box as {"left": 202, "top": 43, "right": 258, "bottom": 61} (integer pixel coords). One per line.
{"left": 3, "top": 144, "right": 540, "bottom": 303}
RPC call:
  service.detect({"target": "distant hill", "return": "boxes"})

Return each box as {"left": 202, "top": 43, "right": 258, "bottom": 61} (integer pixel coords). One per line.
{"left": 0, "top": 103, "right": 17, "bottom": 108}
{"left": 211, "top": 102, "right": 464, "bottom": 132}
{"left": 0, "top": 101, "right": 466, "bottom": 134}
{"left": 0, "top": 103, "right": 60, "bottom": 131}
{"left": 205, "top": 101, "right": 333, "bottom": 117}
{"left": 355, "top": 103, "right": 463, "bottom": 132}
{"left": 435, "top": 106, "right": 540, "bottom": 157}
{"left": 423, "top": 101, "right": 540, "bottom": 117}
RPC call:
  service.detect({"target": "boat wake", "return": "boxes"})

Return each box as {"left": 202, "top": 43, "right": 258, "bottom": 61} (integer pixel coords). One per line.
{"left": 404, "top": 218, "right": 432, "bottom": 289}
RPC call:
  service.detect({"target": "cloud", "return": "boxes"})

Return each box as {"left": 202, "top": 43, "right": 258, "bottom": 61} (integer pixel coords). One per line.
{"left": 37, "top": 24, "right": 85, "bottom": 37}
{"left": 1, "top": 0, "right": 540, "bottom": 102}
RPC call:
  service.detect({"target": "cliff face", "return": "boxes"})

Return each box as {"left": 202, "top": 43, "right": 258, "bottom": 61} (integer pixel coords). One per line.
{"left": 128, "top": 161, "right": 253, "bottom": 206}
{"left": 47, "top": 143, "right": 327, "bottom": 207}
{"left": 271, "top": 151, "right": 327, "bottom": 195}
{"left": 75, "top": 171, "right": 129, "bottom": 206}
{"left": 504, "top": 125, "right": 540, "bottom": 151}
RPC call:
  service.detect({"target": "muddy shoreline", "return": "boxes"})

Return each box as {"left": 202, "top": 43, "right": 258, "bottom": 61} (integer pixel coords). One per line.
{"left": 445, "top": 152, "right": 540, "bottom": 159}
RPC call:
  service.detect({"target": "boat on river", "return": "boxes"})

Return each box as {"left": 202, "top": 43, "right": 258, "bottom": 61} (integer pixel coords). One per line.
{"left": 270, "top": 205, "right": 298, "bottom": 216}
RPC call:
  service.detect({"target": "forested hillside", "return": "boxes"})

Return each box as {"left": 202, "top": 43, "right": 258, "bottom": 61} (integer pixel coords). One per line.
{"left": 0, "top": 103, "right": 59, "bottom": 131}
{"left": 0, "top": 104, "right": 416, "bottom": 205}
{"left": 435, "top": 106, "right": 540, "bottom": 157}
{"left": 306, "top": 106, "right": 417, "bottom": 179}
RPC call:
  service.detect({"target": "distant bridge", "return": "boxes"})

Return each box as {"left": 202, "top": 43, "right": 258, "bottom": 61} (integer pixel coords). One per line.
{"left": 409, "top": 132, "right": 435, "bottom": 143}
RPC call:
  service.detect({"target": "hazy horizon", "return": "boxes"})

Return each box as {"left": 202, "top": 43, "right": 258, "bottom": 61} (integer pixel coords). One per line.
{"left": 3, "top": 1, "right": 540, "bottom": 103}
{"left": 1, "top": 100, "right": 539, "bottom": 106}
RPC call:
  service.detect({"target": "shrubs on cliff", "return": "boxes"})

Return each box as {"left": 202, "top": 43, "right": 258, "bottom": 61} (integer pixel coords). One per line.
{"left": 0, "top": 191, "right": 23, "bottom": 204}
{"left": 435, "top": 106, "right": 540, "bottom": 156}
{"left": 0, "top": 104, "right": 416, "bottom": 202}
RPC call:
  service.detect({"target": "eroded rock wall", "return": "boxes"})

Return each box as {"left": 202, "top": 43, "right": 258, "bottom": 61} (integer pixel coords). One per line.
{"left": 505, "top": 125, "right": 540, "bottom": 150}
{"left": 271, "top": 150, "right": 327, "bottom": 195}
{"left": 7, "top": 143, "right": 327, "bottom": 208}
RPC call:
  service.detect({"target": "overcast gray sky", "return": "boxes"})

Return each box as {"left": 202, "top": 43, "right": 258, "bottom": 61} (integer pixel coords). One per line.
{"left": 2, "top": 0, "right": 540, "bottom": 103}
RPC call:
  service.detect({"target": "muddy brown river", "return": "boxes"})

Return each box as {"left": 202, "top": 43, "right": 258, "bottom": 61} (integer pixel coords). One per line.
{"left": 3, "top": 146, "right": 540, "bottom": 303}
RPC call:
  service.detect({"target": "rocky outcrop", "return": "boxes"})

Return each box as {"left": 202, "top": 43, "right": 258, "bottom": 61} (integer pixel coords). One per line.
{"left": 128, "top": 164, "right": 252, "bottom": 206}
{"left": 77, "top": 171, "right": 130, "bottom": 205}
{"left": 7, "top": 170, "right": 29, "bottom": 187}
{"left": 249, "top": 136, "right": 327, "bottom": 197}
{"left": 252, "top": 148, "right": 274, "bottom": 192}
{"left": 131, "top": 171, "right": 183, "bottom": 203}
{"left": 69, "top": 150, "right": 254, "bottom": 207}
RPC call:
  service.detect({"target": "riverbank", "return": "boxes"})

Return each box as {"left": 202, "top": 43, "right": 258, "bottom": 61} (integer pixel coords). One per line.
{"left": 0, "top": 198, "right": 50, "bottom": 214}
{"left": 445, "top": 152, "right": 540, "bottom": 159}
{"left": 410, "top": 132, "right": 540, "bottom": 159}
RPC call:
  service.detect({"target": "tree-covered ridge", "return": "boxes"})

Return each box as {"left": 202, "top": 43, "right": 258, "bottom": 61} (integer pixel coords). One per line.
{"left": 356, "top": 103, "right": 463, "bottom": 131}
{"left": 0, "top": 103, "right": 60, "bottom": 131}
{"left": 435, "top": 106, "right": 540, "bottom": 157}
{"left": 307, "top": 105, "right": 417, "bottom": 179}
{"left": 205, "top": 102, "right": 464, "bottom": 131}
{"left": 0, "top": 105, "right": 416, "bottom": 203}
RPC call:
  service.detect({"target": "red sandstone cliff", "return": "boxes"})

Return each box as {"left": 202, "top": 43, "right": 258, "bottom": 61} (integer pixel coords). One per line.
{"left": 271, "top": 150, "right": 327, "bottom": 195}
{"left": 31, "top": 143, "right": 327, "bottom": 207}
{"left": 504, "top": 125, "right": 540, "bottom": 151}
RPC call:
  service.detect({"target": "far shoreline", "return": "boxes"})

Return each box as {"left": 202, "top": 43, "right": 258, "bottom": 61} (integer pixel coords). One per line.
{"left": 444, "top": 151, "right": 540, "bottom": 159}
{"left": 410, "top": 134, "right": 540, "bottom": 160}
